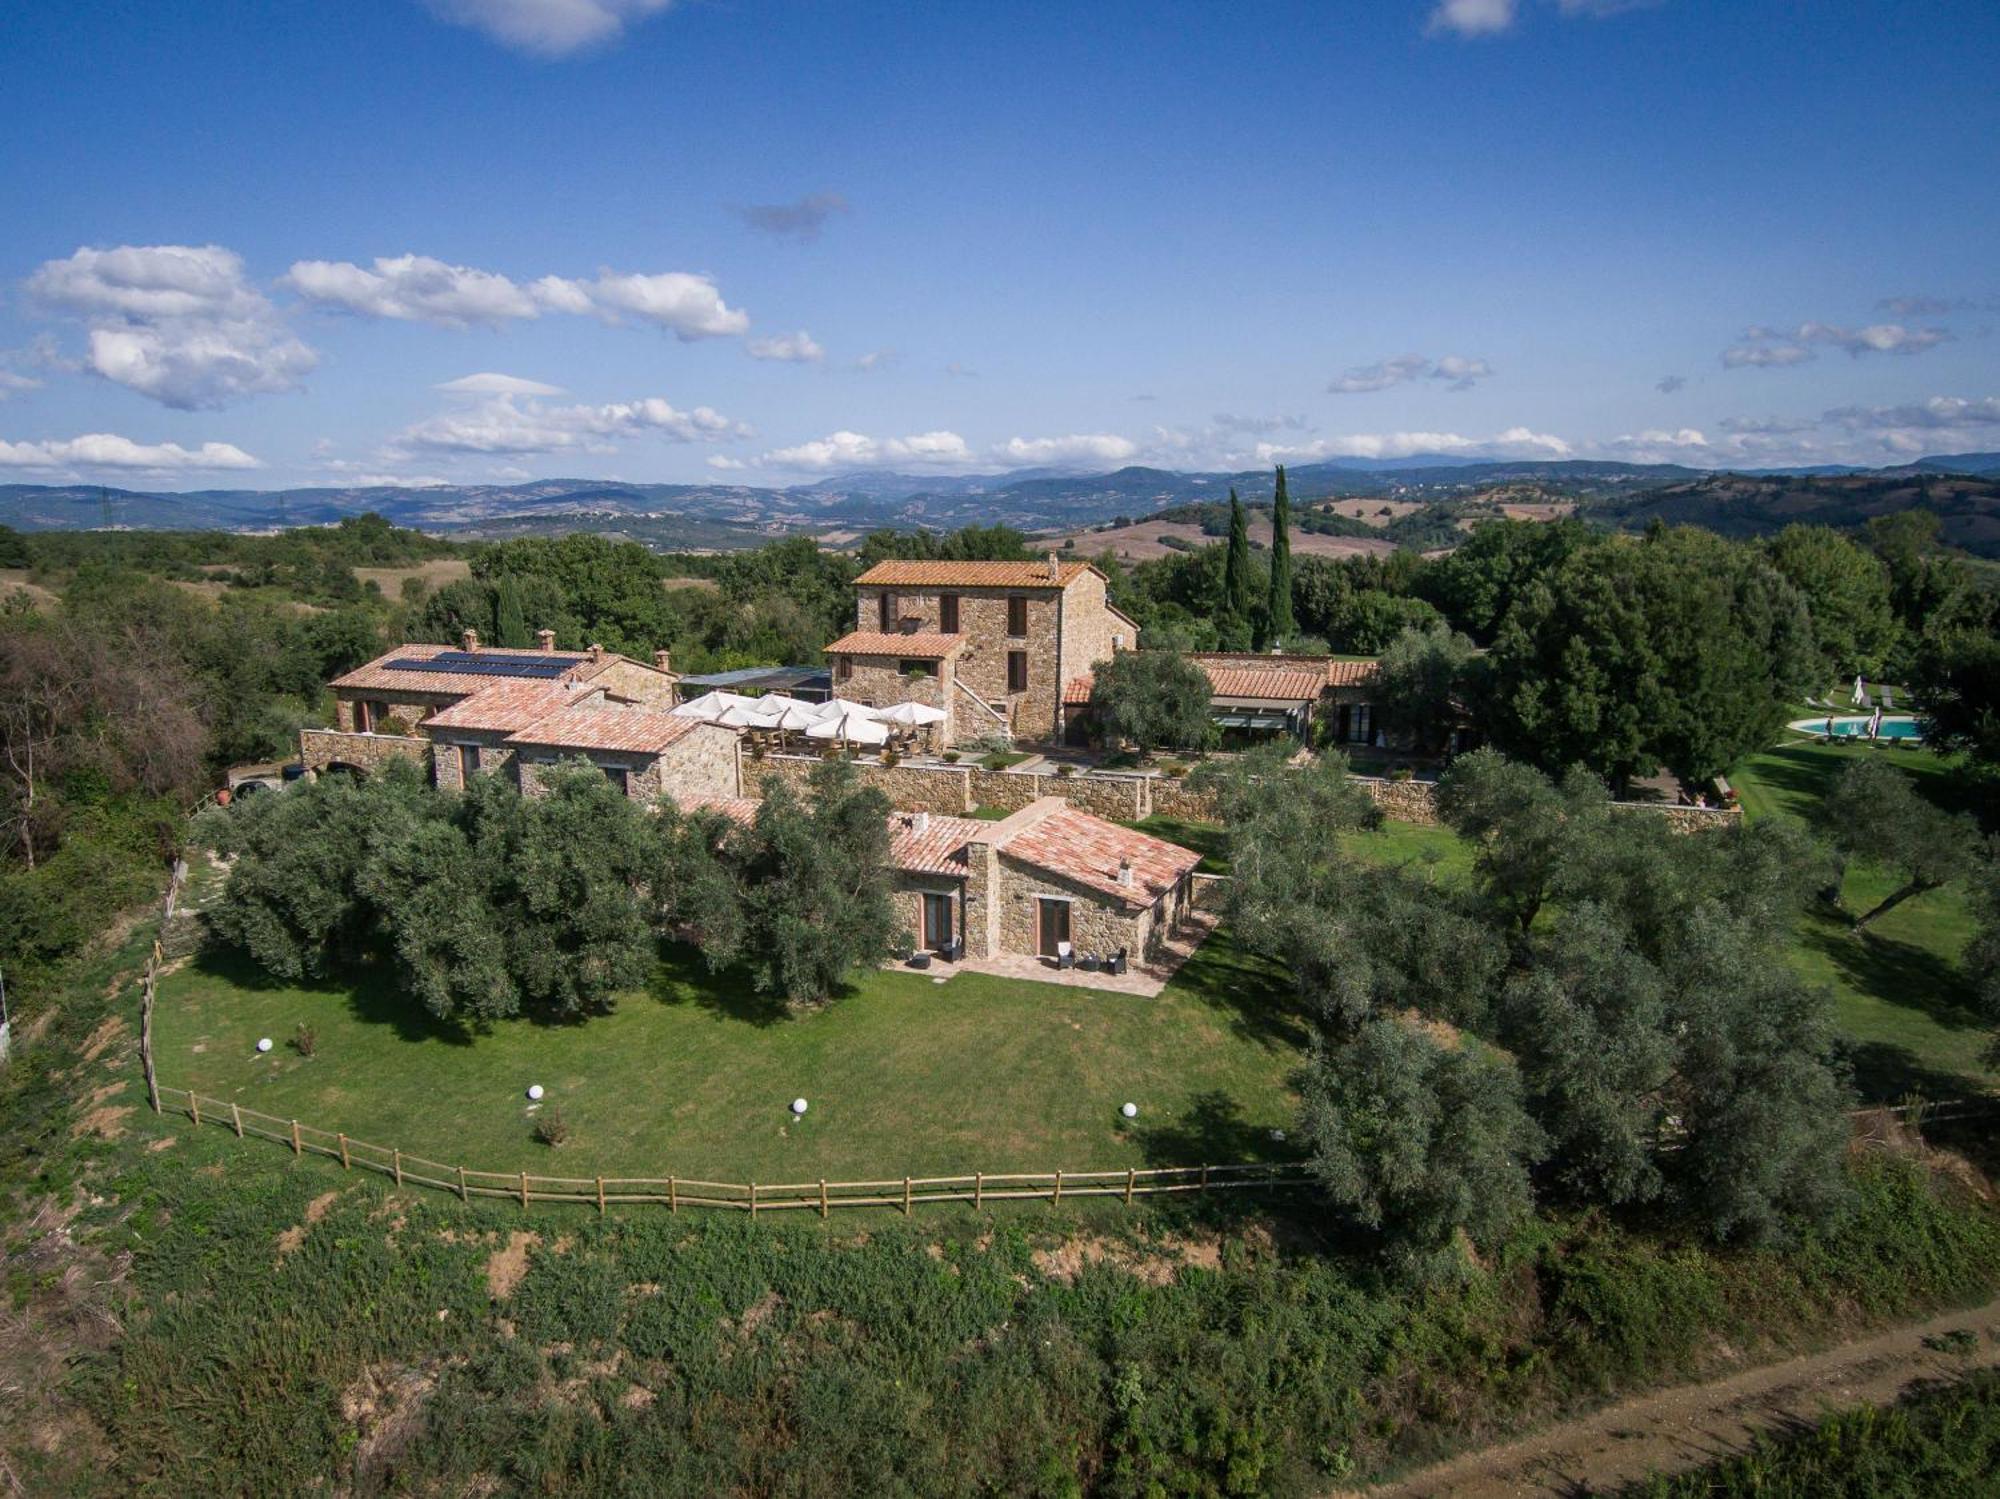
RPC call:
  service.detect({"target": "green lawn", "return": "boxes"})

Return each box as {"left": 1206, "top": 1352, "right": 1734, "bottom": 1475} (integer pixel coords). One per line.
{"left": 1729, "top": 736, "right": 1994, "bottom": 1101}
{"left": 154, "top": 926, "right": 1306, "bottom": 1185}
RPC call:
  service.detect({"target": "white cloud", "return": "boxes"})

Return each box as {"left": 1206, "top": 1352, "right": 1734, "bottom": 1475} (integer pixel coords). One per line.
{"left": 852, "top": 349, "right": 897, "bottom": 372}
{"left": 0, "top": 371, "right": 40, "bottom": 400}
{"left": 1428, "top": 0, "right": 1517, "bottom": 36}
{"left": 732, "top": 192, "right": 850, "bottom": 242}
{"left": 992, "top": 433, "right": 1139, "bottom": 466}
{"left": 1603, "top": 427, "right": 1709, "bottom": 457}
{"left": 28, "top": 244, "right": 317, "bottom": 410}
{"left": 435, "top": 371, "right": 567, "bottom": 396}
{"left": 745, "top": 330, "right": 825, "bottom": 363}
{"left": 1717, "top": 414, "right": 1816, "bottom": 435}
{"left": 1211, "top": 412, "right": 1309, "bottom": 436}
{"left": 706, "top": 455, "right": 749, "bottom": 471}
{"left": 1823, "top": 396, "right": 2000, "bottom": 431}
{"left": 754, "top": 430, "right": 977, "bottom": 472}
{"left": 1328, "top": 352, "right": 1494, "bottom": 393}
{"left": 0, "top": 432, "right": 261, "bottom": 471}
{"left": 569, "top": 270, "right": 749, "bottom": 338}
{"left": 1723, "top": 320, "right": 1951, "bottom": 369}
{"left": 422, "top": 0, "right": 674, "bottom": 56}
{"left": 391, "top": 392, "right": 750, "bottom": 456}
{"left": 286, "top": 257, "right": 750, "bottom": 340}
{"left": 1256, "top": 426, "right": 1570, "bottom": 463}
{"left": 343, "top": 472, "right": 455, "bottom": 488}
{"left": 285, "top": 255, "right": 539, "bottom": 327}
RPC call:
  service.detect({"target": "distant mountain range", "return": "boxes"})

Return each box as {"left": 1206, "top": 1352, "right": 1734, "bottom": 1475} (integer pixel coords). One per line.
{"left": 4, "top": 451, "right": 1998, "bottom": 550}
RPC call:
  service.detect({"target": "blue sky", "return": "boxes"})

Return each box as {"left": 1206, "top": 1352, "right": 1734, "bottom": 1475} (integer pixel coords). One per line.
{"left": 1, "top": 0, "right": 1996, "bottom": 489}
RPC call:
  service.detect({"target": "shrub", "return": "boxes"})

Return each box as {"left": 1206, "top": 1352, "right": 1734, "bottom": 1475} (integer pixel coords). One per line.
{"left": 942, "top": 750, "right": 961, "bottom": 764}
{"left": 1055, "top": 763, "right": 1077, "bottom": 778}
{"left": 290, "top": 1022, "right": 318, "bottom": 1058}
{"left": 533, "top": 1105, "right": 570, "bottom": 1147}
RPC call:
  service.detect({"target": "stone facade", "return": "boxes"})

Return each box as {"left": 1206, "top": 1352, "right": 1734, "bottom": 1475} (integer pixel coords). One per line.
{"left": 427, "top": 730, "right": 519, "bottom": 792}
{"left": 300, "top": 727, "right": 431, "bottom": 774}
{"left": 833, "top": 653, "right": 957, "bottom": 748}
{"left": 332, "top": 689, "right": 454, "bottom": 736}
{"left": 843, "top": 560, "right": 1136, "bottom": 745}
{"left": 653, "top": 720, "right": 741, "bottom": 801}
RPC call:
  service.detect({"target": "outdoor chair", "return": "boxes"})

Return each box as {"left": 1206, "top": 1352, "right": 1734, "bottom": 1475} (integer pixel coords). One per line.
{"left": 1079, "top": 953, "right": 1101, "bottom": 972}
{"left": 1107, "top": 948, "right": 1128, "bottom": 976}
{"left": 1056, "top": 941, "right": 1075, "bottom": 970}
{"left": 907, "top": 950, "right": 932, "bottom": 970}
{"left": 1882, "top": 688, "right": 1895, "bottom": 710}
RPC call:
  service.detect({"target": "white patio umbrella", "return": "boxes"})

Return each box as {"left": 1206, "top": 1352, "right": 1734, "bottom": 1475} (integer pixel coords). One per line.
{"left": 766, "top": 702, "right": 823, "bottom": 733}
{"left": 715, "top": 701, "right": 781, "bottom": 729}
{"left": 751, "top": 694, "right": 810, "bottom": 715}
{"left": 873, "top": 701, "right": 948, "bottom": 727}
{"left": 806, "top": 714, "right": 891, "bottom": 746}
{"left": 808, "top": 697, "right": 880, "bottom": 723}
{"left": 672, "top": 690, "right": 758, "bottom": 721}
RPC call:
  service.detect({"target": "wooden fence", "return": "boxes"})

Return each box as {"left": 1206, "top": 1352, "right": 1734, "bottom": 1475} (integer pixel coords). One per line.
{"left": 150, "top": 1085, "right": 1312, "bottom": 1216}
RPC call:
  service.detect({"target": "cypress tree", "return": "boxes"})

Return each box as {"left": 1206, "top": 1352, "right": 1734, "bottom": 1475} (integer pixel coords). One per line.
{"left": 1224, "top": 488, "right": 1251, "bottom": 624}
{"left": 494, "top": 576, "right": 529, "bottom": 648}
{"left": 1266, "top": 465, "right": 1295, "bottom": 646}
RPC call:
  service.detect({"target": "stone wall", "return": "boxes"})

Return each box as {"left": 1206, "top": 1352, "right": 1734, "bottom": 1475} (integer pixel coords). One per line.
{"left": 1148, "top": 776, "right": 1220, "bottom": 823}
{"left": 656, "top": 721, "right": 742, "bottom": 800}
{"left": 993, "top": 855, "right": 1151, "bottom": 962}
{"left": 333, "top": 688, "right": 455, "bottom": 735}
{"left": 742, "top": 754, "right": 975, "bottom": 814}
{"left": 427, "top": 729, "right": 518, "bottom": 792}
{"left": 300, "top": 727, "right": 431, "bottom": 774}
{"left": 1357, "top": 776, "right": 1442, "bottom": 825}
{"left": 517, "top": 750, "right": 667, "bottom": 802}
{"left": 1609, "top": 801, "right": 1743, "bottom": 832}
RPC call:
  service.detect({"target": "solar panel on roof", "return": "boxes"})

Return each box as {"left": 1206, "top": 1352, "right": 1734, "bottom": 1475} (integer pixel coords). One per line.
{"left": 384, "top": 655, "right": 569, "bottom": 679}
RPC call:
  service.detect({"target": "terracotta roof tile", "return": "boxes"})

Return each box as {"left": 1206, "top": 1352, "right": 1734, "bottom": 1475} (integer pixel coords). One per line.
{"left": 1064, "top": 674, "right": 1095, "bottom": 705}
{"left": 506, "top": 704, "right": 705, "bottom": 755}
{"left": 886, "top": 812, "right": 984, "bottom": 876}
{"left": 998, "top": 806, "right": 1202, "bottom": 910}
{"left": 1324, "top": 659, "right": 1381, "bottom": 687}
{"left": 854, "top": 559, "right": 1094, "bottom": 588}
{"left": 1199, "top": 663, "right": 1327, "bottom": 702}
{"left": 422, "top": 680, "right": 601, "bottom": 733}
{"left": 824, "top": 630, "right": 966, "bottom": 658}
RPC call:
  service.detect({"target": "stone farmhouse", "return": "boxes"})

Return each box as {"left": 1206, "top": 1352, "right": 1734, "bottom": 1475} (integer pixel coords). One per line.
{"left": 305, "top": 630, "right": 738, "bottom": 803}
{"left": 680, "top": 794, "right": 1201, "bottom": 966}
{"left": 825, "top": 556, "right": 1142, "bottom": 747}
{"left": 299, "top": 625, "right": 1207, "bottom": 972}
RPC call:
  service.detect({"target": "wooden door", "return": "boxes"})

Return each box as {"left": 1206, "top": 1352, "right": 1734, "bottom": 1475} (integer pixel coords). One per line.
{"left": 1037, "top": 898, "right": 1070, "bottom": 958}
{"left": 922, "top": 892, "right": 953, "bottom": 952}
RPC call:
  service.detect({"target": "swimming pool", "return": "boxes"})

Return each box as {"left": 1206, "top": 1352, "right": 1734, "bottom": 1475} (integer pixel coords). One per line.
{"left": 1786, "top": 714, "right": 1924, "bottom": 741}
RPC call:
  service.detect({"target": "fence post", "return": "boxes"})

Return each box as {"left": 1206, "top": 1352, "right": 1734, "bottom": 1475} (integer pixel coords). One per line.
{"left": 458, "top": 1165, "right": 468, "bottom": 1203}
{"left": 232, "top": 1102, "right": 243, "bottom": 1138}
{"left": 1053, "top": 1168, "right": 1063, "bottom": 1206}
{"left": 596, "top": 1176, "right": 606, "bottom": 1215}
{"left": 392, "top": 1149, "right": 402, "bottom": 1187}
{"left": 338, "top": 1133, "right": 350, "bottom": 1171}
{"left": 1200, "top": 1163, "right": 1209, "bottom": 1194}
{"left": 669, "top": 1176, "right": 678, "bottom": 1214}
{"left": 903, "top": 1176, "right": 911, "bottom": 1215}
{"left": 519, "top": 1171, "right": 528, "bottom": 1210}
{"left": 750, "top": 1182, "right": 758, "bottom": 1219}
{"left": 290, "top": 1119, "right": 301, "bottom": 1156}
{"left": 189, "top": 1093, "right": 201, "bottom": 1128}
{"left": 1125, "top": 1167, "right": 1136, "bottom": 1206}
{"left": 975, "top": 1171, "right": 983, "bottom": 1210}
{"left": 819, "top": 1179, "right": 828, "bottom": 1219}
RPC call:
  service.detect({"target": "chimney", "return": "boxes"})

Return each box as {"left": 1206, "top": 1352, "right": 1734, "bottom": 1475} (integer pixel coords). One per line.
{"left": 653, "top": 648, "right": 673, "bottom": 673}
{"left": 535, "top": 628, "right": 556, "bottom": 651}
{"left": 1117, "top": 857, "right": 1134, "bottom": 889}
{"left": 1046, "top": 551, "right": 1061, "bottom": 581}
{"left": 588, "top": 642, "right": 605, "bottom": 663}
{"left": 911, "top": 810, "right": 930, "bottom": 834}
{"left": 460, "top": 628, "right": 479, "bottom": 653}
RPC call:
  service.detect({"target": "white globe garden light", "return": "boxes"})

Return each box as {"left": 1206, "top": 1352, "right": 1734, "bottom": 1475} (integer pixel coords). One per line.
{"left": 791, "top": 1098, "right": 809, "bottom": 1116}
{"left": 255, "top": 1037, "right": 273, "bottom": 1054}
{"left": 1121, "top": 1102, "right": 1138, "bottom": 1119}
{"left": 527, "top": 1084, "right": 545, "bottom": 1101}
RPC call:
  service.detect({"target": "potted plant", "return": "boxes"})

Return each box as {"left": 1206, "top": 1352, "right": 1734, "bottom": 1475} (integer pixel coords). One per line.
{"left": 942, "top": 749, "right": 961, "bottom": 764}
{"left": 1056, "top": 763, "right": 1077, "bottom": 778}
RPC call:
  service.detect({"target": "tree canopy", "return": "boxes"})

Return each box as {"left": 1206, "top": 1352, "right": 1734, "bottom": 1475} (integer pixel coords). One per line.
{"left": 1090, "top": 649, "right": 1218, "bottom": 755}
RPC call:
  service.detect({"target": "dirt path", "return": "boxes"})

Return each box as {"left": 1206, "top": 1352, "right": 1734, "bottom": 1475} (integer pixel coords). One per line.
{"left": 1349, "top": 1295, "right": 2000, "bottom": 1498}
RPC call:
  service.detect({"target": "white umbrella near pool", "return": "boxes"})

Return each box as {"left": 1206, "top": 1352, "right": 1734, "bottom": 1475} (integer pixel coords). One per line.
{"left": 806, "top": 714, "right": 891, "bottom": 746}
{"left": 873, "top": 701, "right": 948, "bottom": 727}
